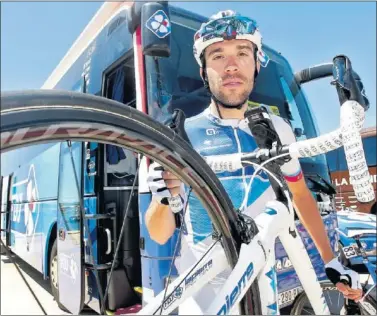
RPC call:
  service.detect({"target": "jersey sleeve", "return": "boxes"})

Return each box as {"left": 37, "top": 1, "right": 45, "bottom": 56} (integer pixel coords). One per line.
{"left": 271, "top": 115, "right": 303, "bottom": 183}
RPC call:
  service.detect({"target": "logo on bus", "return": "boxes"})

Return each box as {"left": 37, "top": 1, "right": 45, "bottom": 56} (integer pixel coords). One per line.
{"left": 145, "top": 10, "right": 171, "bottom": 39}
{"left": 59, "top": 253, "right": 79, "bottom": 284}
{"left": 11, "top": 164, "right": 39, "bottom": 251}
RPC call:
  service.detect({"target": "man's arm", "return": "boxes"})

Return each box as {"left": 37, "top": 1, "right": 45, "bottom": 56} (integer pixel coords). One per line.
{"left": 145, "top": 199, "right": 176, "bottom": 245}
{"left": 274, "top": 116, "right": 361, "bottom": 300}
{"left": 286, "top": 176, "right": 334, "bottom": 263}
{"left": 286, "top": 176, "right": 362, "bottom": 301}
{"left": 272, "top": 115, "right": 335, "bottom": 262}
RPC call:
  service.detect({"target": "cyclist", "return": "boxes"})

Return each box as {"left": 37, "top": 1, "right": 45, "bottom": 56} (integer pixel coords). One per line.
{"left": 146, "top": 10, "right": 362, "bottom": 313}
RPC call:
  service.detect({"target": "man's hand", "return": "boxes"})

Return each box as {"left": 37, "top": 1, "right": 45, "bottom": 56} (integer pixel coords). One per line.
{"left": 162, "top": 169, "right": 182, "bottom": 197}
{"left": 325, "top": 257, "right": 363, "bottom": 302}
{"left": 336, "top": 282, "right": 363, "bottom": 302}
{"left": 145, "top": 162, "right": 181, "bottom": 245}
{"left": 147, "top": 162, "right": 185, "bottom": 213}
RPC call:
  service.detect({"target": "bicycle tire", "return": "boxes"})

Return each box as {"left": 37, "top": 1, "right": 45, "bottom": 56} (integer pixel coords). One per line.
{"left": 1, "top": 89, "right": 262, "bottom": 315}
{"left": 290, "top": 281, "right": 376, "bottom": 315}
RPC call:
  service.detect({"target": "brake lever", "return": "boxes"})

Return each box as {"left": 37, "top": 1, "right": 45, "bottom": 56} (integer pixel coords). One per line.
{"left": 167, "top": 109, "right": 191, "bottom": 144}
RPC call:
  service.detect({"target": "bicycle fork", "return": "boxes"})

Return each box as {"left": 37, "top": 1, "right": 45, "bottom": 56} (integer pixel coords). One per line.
{"left": 279, "top": 224, "right": 331, "bottom": 315}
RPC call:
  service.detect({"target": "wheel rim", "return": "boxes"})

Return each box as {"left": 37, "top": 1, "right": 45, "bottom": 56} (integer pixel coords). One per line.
{"left": 51, "top": 255, "right": 58, "bottom": 289}
{"left": 0, "top": 90, "right": 240, "bottom": 262}
{"left": 297, "top": 283, "right": 346, "bottom": 315}
{"left": 1, "top": 90, "right": 262, "bottom": 314}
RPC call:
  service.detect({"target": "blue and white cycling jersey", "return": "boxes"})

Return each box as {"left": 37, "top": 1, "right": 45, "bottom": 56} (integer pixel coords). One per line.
{"left": 175, "top": 105, "right": 303, "bottom": 314}
{"left": 181, "top": 105, "right": 303, "bottom": 246}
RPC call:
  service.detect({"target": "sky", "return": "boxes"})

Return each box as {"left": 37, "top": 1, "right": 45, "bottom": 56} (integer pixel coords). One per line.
{"left": 1, "top": 1, "right": 376, "bottom": 136}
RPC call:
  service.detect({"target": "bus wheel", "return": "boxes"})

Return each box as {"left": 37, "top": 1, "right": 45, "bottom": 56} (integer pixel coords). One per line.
{"left": 49, "top": 240, "right": 69, "bottom": 312}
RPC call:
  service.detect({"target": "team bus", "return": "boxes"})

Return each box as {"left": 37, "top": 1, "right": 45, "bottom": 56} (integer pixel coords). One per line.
{"left": 1, "top": 2, "right": 340, "bottom": 314}
{"left": 326, "top": 127, "right": 377, "bottom": 214}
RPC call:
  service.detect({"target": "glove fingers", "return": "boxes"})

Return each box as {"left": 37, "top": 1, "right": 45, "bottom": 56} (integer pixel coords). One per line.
{"left": 147, "top": 162, "right": 187, "bottom": 211}
{"left": 147, "top": 162, "right": 172, "bottom": 199}
{"left": 147, "top": 162, "right": 164, "bottom": 181}
{"left": 148, "top": 179, "right": 169, "bottom": 192}
{"left": 146, "top": 170, "right": 163, "bottom": 183}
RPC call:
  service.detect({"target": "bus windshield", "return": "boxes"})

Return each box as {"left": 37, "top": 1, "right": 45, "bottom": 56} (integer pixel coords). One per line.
{"left": 327, "top": 131, "right": 377, "bottom": 172}
{"left": 326, "top": 128, "right": 376, "bottom": 212}
{"left": 144, "top": 8, "right": 330, "bottom": 183}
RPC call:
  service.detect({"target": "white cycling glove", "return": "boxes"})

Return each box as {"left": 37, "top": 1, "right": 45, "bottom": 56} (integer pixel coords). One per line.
{"left": 325, "top": 257, "right": 361, "bottom": 289}
{"left": 147, "top": 161, "right": 187, "bottom": 213}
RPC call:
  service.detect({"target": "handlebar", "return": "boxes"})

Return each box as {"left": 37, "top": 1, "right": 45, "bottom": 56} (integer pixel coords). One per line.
{"left": 294, "top": 63, "right": 334, "bottom": 84}
{"left": 204, "top": 55, "right": 375, "bottom": 204}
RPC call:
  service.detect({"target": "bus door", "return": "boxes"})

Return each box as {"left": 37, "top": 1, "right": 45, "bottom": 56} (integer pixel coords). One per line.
{"left": 1, "top": 175, "right": 12, "bottom": 251}
{"left": 96, "top": 50, "right": 141, "bottom": 311}
{"left": 80, "top": 52, "right": 140, "bottom": 314}
{"left": 82, "top": 139, "right": 120, "bottom": 313}
{"left": 57, "top": 141, "right": 84, "bottom": 314}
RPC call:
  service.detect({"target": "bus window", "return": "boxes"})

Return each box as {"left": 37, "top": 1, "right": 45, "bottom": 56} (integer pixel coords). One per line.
{"left": 104, "top": 55, "right": 136, "bottom": 108}
{"left": 326, "top": 150, "right": 339, "bottom": 172}
{"left": 58, "top": 142, "right": 83, "bottom": 204}
{"left": 280, "top": 78, "right": 306, "bottom": 141}
{"left": 145, "top": 26, "right": 206, "bottom": 122}
{"left": 329, "top": 136, "right": 376, "bottom": 173}
{"left": 326, "top": 129, "right": 376, "bottom": 212}
{"left": 337, "top": 147, "right": 349, "bottom": 171}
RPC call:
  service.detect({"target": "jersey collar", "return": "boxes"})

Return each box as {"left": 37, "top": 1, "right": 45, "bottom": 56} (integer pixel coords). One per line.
{"left": 204, "top": 105, "right": 248, "bottom": 129}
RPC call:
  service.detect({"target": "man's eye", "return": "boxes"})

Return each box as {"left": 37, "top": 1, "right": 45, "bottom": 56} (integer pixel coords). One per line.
{"left": 213, "top": 55, "right": 223, "bottom": 60}
{"left": 239, "top": 51, "right": 249, "bottom": 56}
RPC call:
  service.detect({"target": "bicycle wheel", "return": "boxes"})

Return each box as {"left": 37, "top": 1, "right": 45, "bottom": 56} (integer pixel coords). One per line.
{"left": 290, "top": 281, "right": 376, "bottom": 315}
{"left": 1, "top": 89, "right": 262, "bottom": 315}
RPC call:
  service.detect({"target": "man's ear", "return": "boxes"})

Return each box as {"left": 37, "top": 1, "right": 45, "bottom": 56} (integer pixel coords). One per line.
{"left": 199, "top": 67, "right": 204, "bottom": 81}
{"left": 256, "top": 60, "right": 261, "bottom": 74}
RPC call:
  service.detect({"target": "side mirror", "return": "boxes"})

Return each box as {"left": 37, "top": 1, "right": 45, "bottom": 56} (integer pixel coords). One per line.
{"left": 141, "top": 2, "right": 171, "bottom": 57}
{"left": 127, "top": 2, "right": 144, "bottom": 34}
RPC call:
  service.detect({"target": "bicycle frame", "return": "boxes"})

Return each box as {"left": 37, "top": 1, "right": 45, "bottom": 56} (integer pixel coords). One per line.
{"left": 138, "top": 201, "right": 330, "bottom": 315}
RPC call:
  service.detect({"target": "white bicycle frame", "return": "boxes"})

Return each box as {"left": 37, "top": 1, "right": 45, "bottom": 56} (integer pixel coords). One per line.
{"left": 139, "top": 100, "right": 372, "bottom": 315}
{"left": 139, "top": 80, "right": 373, "bottom": 314}
{"left": 138, "top": 199, "right": 330, "bottom": 315}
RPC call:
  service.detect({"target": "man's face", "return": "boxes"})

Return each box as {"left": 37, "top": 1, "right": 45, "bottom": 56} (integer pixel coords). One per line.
{"left": 204, "top": 39, "right": 257, "bottom": 107}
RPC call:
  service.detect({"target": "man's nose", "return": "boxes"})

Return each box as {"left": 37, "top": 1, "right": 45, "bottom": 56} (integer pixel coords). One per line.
{"left": 225, "top": 56, "right": 239, "bottom": 73}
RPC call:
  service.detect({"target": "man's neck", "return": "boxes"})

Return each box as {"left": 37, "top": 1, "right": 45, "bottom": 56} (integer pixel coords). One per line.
{"left": 210, "top": 100, "right": 248, "bottom": 120}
